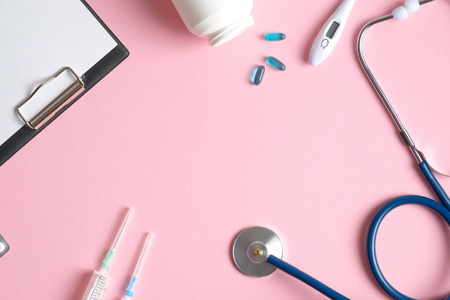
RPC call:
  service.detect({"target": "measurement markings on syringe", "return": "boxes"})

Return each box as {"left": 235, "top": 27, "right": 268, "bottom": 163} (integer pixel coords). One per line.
{"left": 88, "top": 275, "right": 109, "bottom": 300}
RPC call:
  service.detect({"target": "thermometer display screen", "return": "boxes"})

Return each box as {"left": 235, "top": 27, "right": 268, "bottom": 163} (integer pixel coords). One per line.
{"left": 326, "top": 21, "right": 340, "bottom": 39}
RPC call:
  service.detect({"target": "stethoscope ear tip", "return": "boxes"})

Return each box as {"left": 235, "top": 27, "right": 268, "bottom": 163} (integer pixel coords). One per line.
{"left": 232, "top": 226, "right": 283, "bottom": 278}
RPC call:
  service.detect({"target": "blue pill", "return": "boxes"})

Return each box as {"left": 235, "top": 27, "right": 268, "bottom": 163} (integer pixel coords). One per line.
{"left": 264, "top": 33, "right": 286, "bottom": 41}
{"left": 251, "top": 65, "right": 265, "bottom": 86}
{"left": 267, "top": 56, "right": 286, "bottom": 71}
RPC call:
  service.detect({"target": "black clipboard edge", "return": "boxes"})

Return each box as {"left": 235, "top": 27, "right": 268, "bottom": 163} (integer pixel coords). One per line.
{"left": 0, "top": 0, "right": 129, "bottom": 167}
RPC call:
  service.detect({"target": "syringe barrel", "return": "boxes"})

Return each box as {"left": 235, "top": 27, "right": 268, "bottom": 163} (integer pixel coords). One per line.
{"left": 81, "top": 270, "right": 110, "bottom": 300}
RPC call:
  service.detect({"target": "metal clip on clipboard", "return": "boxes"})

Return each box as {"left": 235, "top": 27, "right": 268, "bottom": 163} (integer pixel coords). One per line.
{"left": 16, "top": 67, "right": 85, "bottom": 130}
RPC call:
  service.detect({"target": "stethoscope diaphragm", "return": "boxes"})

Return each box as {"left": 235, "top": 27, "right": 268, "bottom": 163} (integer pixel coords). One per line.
{"left": 232, "top": 226, "right": 283, "bottom": 277}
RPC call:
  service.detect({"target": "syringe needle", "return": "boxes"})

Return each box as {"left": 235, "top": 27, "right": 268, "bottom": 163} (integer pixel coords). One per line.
{"left": 122, "top": 233, "right": 154, "bottom": 300}
{"left": 102, "top": 207, "right": 134, "bottom": 271}
{"left": 134, "top": 233, "right": 153, "bottom": 278}
{"left": 82, "top": 208, "right": 134, "bottom": 300}
{"left": 112, "top": 208, "right": 134, "bottom": 250}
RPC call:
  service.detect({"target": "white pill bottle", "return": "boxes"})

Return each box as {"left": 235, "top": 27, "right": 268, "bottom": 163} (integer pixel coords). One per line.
{"left": 171, "top": 0, "right": 254, "bottom": 47}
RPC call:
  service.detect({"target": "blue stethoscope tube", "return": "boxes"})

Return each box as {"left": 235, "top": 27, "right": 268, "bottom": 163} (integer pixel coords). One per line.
{"left": 263, "top": 161, "right": 450, "bottom": 300}
{"left": 357, "top": 1, "right": 450, "bottom": 298}
{"left": 367, "top": 161, "right": 450, "bottom": 300}
{"left": 267, "top": 255, "right": 350, "bottom": 300}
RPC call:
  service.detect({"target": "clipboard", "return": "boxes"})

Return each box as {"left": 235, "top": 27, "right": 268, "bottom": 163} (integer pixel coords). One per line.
{"left": 0, "top": 0, "right": 129, "bottom": 166}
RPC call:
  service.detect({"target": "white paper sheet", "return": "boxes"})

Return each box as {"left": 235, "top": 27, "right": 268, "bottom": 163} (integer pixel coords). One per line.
{"left": 0, "top": 0, "right": 117, "bottom": 145}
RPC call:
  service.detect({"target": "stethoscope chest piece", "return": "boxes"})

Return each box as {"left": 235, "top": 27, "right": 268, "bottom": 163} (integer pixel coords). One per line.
{"left": 232, "top": 226, "right": 283, "bottom": 277}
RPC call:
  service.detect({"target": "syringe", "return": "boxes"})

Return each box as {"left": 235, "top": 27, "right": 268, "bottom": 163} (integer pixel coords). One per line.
{"left": 81, "top": 208, "right": 133, "bottom": 300}
{"left": 122, "top": 233, "right": 154, "bottom": 300}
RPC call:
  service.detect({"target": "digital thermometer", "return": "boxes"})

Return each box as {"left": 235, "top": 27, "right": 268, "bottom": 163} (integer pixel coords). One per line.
{"left": 309, "top": 0, "right": 355, "bottom": 66}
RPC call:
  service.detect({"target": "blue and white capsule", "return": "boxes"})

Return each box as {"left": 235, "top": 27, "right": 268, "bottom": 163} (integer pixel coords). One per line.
{"left": 265, "top": 33, "right": 286, "bottom": 41}
{"left": 266, "top": 56, "right": 286, "bottom": 71}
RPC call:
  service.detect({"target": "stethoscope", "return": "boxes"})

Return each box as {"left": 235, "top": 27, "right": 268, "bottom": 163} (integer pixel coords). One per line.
{"left": 232, "top": 1, "right": 450, "bottom": 299}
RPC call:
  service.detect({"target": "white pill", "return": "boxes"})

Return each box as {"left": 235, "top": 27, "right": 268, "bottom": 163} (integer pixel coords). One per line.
{"left": 0, "top": 242, "right": 5, "bottom": 252}
{"left": 405, "top": 0, "right": 420, "bottom": 13}
{"left": 393, "top": 6, "right": 409, "bottom": 20}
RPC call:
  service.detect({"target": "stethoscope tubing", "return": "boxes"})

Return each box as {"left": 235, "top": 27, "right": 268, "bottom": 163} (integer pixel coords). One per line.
{"left": 367, "top": 162, "right": 450, "bottom": 300}
{"left": 419, "top": 162, "right": 450, "bottom": 209}
{"left": 357, "top": 2, "right": 450, "bottom": 298}
{"left": 267, "top": 255, "right": 350, "bottom": 300}
{"left": 265, "top": 162, "right": 450, "bottom": 300}
{"left": 248, "top": 2, "right": 449, "bottom": 299}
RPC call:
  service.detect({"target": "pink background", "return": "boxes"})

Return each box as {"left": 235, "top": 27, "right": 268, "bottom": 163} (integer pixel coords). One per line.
{"left": 2, "top": 0, "right": 450, "bottom": 299}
